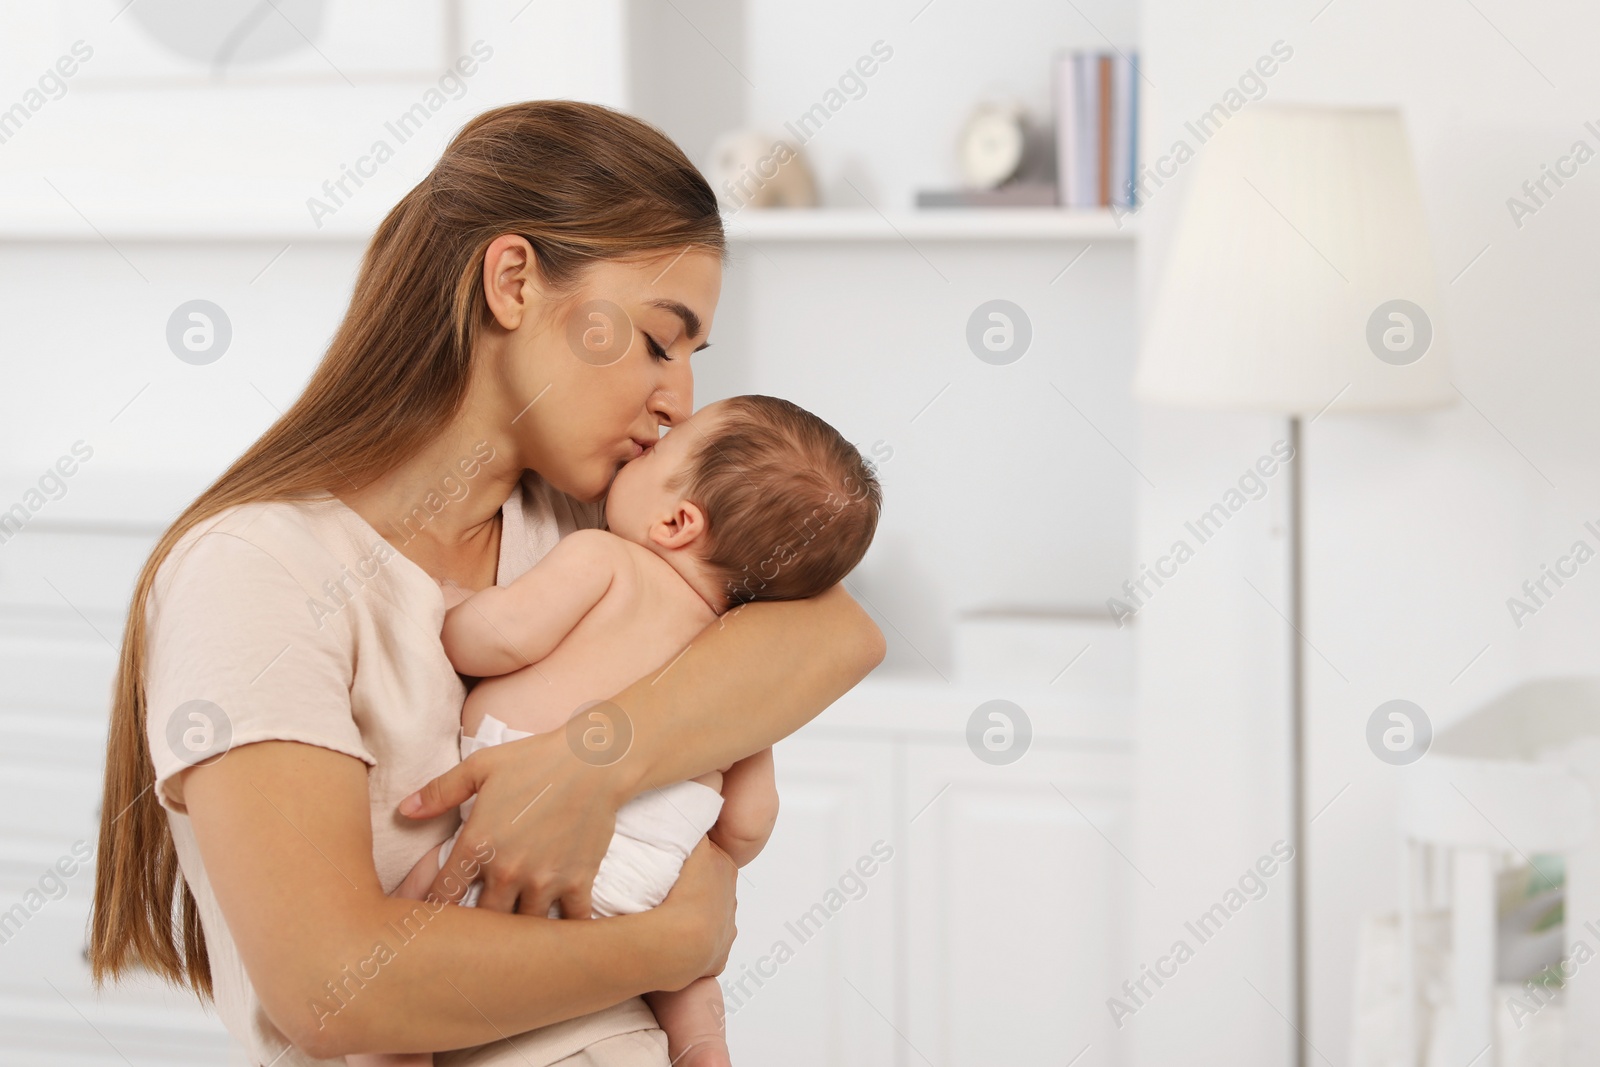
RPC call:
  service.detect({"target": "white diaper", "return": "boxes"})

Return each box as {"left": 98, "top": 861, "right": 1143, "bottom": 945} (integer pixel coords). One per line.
{"left": 437, "top": 712, "right": 724, "bottom": 915}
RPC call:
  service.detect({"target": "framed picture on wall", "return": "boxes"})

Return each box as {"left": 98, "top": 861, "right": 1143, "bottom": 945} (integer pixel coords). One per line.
{"left": 58, "top": 0, "right": 461, "bottom": 88}
{"left": 0, "top": 0, "right": 631, "bottom": 237}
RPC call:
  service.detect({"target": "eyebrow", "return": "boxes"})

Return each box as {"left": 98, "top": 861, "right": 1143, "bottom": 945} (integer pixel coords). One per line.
{"left": 647, "top": 299, "right": 711, "bottom": 352}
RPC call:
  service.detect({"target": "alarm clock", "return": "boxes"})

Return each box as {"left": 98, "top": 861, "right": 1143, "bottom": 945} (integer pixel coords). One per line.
{"left": 958, "top": 101, "right": 1029, "bottom": 189}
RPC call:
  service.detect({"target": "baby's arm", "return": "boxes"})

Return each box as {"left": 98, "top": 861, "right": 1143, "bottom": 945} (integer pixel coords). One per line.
{"left": 708, "top": 747, "right": 778, "bottom": 868}
{"left": 440, "top": 528, "right": 620, "bottom": 677}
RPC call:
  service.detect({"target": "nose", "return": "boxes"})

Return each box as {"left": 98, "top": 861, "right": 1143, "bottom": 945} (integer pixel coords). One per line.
{"left": 649, "top": 362, "right": 694, "bottom": 431}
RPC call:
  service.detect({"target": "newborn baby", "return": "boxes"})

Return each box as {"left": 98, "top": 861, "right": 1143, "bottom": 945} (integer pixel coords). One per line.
{"left": 356, "top": 394, "right": 882, "bottom": 1067}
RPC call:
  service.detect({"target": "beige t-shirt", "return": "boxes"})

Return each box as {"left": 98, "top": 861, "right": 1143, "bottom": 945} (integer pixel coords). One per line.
{"left": 143, "top": 472, "right": 659, "bottom": 1067}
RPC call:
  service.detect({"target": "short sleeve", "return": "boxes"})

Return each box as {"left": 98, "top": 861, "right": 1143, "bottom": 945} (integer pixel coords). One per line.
{"left": 144, "top": 529, "right": 374, "bottom": 814}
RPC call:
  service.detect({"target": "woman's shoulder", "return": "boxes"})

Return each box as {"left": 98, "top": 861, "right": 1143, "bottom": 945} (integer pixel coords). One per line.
{"left": 156, "top": 495, "right": 391, "bottom": 600}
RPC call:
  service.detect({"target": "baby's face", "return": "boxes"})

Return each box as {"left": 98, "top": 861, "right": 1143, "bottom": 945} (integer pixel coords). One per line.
{"left": 604, "top": 400, "right": 728, "bottom": 546}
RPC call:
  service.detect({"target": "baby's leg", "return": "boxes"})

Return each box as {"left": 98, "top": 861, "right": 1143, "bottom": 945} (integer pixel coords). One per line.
{"left": 644, "top": 978, "right": 731, "bottom": 1067}
{"left": 340, "top": 847, "right": 448, "bottom": 1067}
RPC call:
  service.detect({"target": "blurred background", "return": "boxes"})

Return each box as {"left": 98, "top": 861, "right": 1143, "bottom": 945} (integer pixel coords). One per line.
{"left": 2, "top": 1, "right": 1599, "bottom": 1065}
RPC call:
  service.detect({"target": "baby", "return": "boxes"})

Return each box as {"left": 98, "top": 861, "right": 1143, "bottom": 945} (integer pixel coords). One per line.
{"left": 355, "top": 394, "right": 882, "bottom": 1067}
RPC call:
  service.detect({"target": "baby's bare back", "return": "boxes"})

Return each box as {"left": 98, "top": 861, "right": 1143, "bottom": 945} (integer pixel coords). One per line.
{"left": 460, "top": 537, "right": 718, "bottom": 740}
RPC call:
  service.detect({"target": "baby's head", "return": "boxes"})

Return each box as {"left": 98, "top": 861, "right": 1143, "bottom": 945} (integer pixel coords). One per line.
{"left": 604, "top": 395, "right": 882, "bottom": 609}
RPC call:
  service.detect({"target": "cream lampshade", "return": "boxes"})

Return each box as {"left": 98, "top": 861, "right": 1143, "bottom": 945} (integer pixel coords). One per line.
{"left": 1132, "top": 103, "right": 1451, "bottom": 1067}
{"left": 1136, "top": 104, "right": 1451, "bottom": 413}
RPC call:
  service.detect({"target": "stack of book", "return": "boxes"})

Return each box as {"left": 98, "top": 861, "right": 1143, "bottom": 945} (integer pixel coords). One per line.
{"left": 1055, "top": 50, "right": 1139, "bottom": 210}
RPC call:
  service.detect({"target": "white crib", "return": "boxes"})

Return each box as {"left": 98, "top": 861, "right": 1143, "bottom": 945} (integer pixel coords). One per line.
{"left": 1397, "top": 678, "right": 1600, "bottom": 1066}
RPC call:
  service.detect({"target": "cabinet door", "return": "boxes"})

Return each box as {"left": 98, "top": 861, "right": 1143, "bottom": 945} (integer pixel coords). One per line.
{"left": 723, "top": 731, "right": 899, "bottom": 1067}
{"left": 905, "top": 741, "right": 1133, "bottom": 1067}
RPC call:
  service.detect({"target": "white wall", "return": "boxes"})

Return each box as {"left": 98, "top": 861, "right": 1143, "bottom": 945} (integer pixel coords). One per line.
{"left": 630, "top": 0, "right": 1146, "bottom": 671}
{"left": 0, "top": 2, "right": 627, "bottom": 234}
{"left": 1133, "top": 1, "right": 1596, "bottom": 1064}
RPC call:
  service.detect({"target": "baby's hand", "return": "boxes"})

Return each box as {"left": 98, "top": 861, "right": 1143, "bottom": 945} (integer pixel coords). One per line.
{"left": 439, "top": 578, "right": 473, "bottom": 611}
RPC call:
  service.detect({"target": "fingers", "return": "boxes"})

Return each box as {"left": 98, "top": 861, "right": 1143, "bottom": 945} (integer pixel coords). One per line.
{"left": 425, "top": 850, "right": 477, "bottom": 906}
{"left": 475, "top": 875, "right": 521, "bottom": 914}
{"left": 399, "top": 755, "right": 484, "bottom": 820}
{"left": 522, "top": 877, "right": 564, "bottom": 919}
{"left": 557, "top": 884, "right": 594, "bottom": 921}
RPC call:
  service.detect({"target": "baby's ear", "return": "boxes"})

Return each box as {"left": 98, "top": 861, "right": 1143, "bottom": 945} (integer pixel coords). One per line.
{"left": 439, "top": 578, "right": 473, "bottom": 610}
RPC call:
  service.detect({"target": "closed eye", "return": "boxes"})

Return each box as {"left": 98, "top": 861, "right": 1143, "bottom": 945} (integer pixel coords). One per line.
{"left": 645, "top": 335, "right": 673, "bottom": 362}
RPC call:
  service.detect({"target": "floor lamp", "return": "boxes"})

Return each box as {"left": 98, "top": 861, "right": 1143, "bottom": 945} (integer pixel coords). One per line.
{"left": 1133, "top": 104, "right": 1454, "bottom": 1066}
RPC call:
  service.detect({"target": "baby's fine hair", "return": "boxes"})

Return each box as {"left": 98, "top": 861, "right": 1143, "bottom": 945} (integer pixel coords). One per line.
{"left": 669, "top": 395, "right": 882, "bottom": 606}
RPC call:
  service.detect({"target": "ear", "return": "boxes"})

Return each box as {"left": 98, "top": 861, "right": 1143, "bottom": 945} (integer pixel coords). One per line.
{"left": 648, "top": 500, "right": 709, "bottom": 551}
{"left": 481, "top": 234, "right": 542, "bottom": 331}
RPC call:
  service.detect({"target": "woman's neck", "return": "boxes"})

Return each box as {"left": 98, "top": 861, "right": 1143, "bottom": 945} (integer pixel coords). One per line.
{"left": 338, "top": 420, "right": 524, "bottom": 589}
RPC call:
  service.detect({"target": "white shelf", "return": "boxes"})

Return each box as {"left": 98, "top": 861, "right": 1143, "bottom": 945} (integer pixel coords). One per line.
{"left": 0, "top": 205, "right": 1138, "bottom": 244}
{"left": 722, "top": 207, "right": 1138, "bottom": 242}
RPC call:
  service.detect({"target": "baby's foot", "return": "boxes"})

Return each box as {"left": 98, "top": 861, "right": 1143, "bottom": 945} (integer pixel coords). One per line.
{"left": 669, "top": 1035, "right": 731, "bottom": 1067}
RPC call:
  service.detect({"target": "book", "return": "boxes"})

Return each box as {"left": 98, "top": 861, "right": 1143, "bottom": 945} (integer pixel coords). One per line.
{"left": 1098, "top": 54, "right": 1112, "bottom": 207}
{"left": 1073, "top": 53, "right": 1099, "bottom": 209}
{"left": 1053, "top": 48, "right": 1139, "bottom": 210}
{"left": 1053, "top": 52, "right": 1076, "bottom": 208}
{"left": 1111, "top": 52, "right": 1137, "bottom": 208}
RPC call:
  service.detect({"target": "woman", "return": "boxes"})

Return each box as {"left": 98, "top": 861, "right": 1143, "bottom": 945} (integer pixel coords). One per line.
{"left": 88, "top": 101, "right": 885, "bottom": 1066}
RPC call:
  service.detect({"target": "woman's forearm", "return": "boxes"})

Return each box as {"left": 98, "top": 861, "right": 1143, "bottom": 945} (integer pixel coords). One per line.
{"left": 607, "top": 583, "right": 885, "bottom": 797}
{"left": 315, "top": 899, "right": 683, "bottom": 1056}
{"left": 182, "top": 740, "right": 706, "bottom": 1060}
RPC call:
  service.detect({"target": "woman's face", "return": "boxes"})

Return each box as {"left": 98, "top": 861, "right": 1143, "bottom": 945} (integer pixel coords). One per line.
{"left": 488, "top": 244, "right": 722, "bottom": 504}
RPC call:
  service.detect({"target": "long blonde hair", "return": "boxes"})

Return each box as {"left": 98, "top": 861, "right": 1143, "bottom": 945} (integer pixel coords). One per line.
{"left": 89, "top": 101, "right": 726, "bottom": 998}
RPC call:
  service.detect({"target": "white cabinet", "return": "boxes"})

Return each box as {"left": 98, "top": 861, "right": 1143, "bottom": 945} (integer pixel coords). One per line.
{"left": 725, "top": 736, "right": 900, "bottom": 1066}
{"left": 729, "top": 684, "right": 1135, "bottom": 1067}
{"left": 905, "top": 742, "right": 1132, "bottom": 1067}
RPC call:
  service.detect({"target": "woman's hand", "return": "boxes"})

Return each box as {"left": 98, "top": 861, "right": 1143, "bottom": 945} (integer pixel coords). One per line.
{"left": 399, "top": 728, "right": 626, "bottom": 918}
{"left": 654, "top": 837, "right": 739, "bottom": 990}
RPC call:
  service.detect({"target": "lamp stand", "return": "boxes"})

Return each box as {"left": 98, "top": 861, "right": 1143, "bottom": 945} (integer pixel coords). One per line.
{"left": 1288, "top": 414, "right": 1308, "bottom": 1067}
